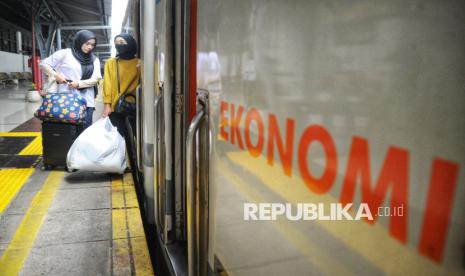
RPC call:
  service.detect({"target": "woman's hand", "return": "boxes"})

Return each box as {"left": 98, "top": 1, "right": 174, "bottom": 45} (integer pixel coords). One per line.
{"left": 68, "top": 81, "right": 79, "bottom": 89}
{"left": 102, "top": 104, "right": 112, "bottom": 117}
{"left": 54, "top": 73, "right": 67, "bottom": 84}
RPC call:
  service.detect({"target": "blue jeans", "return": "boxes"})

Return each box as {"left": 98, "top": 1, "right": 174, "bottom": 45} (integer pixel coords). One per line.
{"left": 83, "top": 107, "right": 94, "bottom": 129}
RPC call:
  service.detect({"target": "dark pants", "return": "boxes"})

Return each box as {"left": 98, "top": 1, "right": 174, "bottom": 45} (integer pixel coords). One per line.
{"left": 83, "top": 107, "right": 95, "bottom": 130}
{"left": 75, "top": 107, "right": 94, "bottom": 136}
{"left": 109, "top": 112, "right": 139, "bottom": 183}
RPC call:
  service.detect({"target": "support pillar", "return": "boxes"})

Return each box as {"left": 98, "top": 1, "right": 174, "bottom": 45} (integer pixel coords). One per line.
{"left": 56, "top": 26, "right": 61, "bottom": 50}
{"left": 31, "top": 12, "right": 41, "bottom": 90}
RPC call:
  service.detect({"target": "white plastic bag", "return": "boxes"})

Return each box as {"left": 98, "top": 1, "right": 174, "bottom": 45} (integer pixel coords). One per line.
{"left": 67, "top": 117, "right": 127, "bottom": 173}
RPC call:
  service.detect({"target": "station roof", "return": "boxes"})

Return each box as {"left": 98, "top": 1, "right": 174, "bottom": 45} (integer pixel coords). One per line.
{"left": 0, "top": 0, "right": 112, "bottom": 60}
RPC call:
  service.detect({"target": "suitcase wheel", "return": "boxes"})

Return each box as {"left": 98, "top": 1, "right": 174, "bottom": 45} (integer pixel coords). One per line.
{"left": 41, "top": 164, "right": 53, "bottom": 171}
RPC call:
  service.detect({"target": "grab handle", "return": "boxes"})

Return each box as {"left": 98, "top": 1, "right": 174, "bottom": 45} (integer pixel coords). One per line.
{"left": 186, "top": 107, "right": 205, "bottom": 276}
{"left": 136, "top": 86, "right": 142, "bottom": 172}
{"left": 153, "top": 92, "right": 163, "bottom": 227}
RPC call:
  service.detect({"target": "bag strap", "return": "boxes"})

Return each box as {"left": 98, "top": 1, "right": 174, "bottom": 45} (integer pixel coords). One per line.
{"left": 116, "top": 58, "right": 121, "bottom": 96}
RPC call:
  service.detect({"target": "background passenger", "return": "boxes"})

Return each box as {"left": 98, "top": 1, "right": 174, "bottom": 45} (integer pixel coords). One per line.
{"left": 102, "top": 33, "right": 140, "bottom": 178}
{"left": 40, "top": 30, "right": 102, "bottom": 129}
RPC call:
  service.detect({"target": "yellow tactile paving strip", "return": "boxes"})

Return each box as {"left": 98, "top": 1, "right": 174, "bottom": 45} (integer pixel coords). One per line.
{"left": 0, "top": 132, "right": 40, "bottom": 137}
{"left": 111, "top": 173, "right": 154, "bottom": 275}
{"left": 0, "top": 131, "right": 42, "bottom": 156}
{"left": 0, "top": 132, "right": 41, "bottom": 214}
{"left": 0, "top": 129, "right": 153, "bottom": 274}
{"left": 0, "top": 171, "right": 63, "bottom": 275}
{"left": 0, "top": 169, "right": 35, "bottom": 213}
{"left": 18, "top": 135, "right": 42, "bottom": 156}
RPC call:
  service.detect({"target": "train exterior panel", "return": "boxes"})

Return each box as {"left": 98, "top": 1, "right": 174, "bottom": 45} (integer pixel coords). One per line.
{"left": 196, "top": 1, "right": 465, "bottom": 275}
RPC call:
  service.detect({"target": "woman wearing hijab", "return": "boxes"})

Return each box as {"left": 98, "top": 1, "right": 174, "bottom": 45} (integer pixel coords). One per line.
{"left": 102, "top": 33, "right": 140, "bottom": 119}
{"left": 102, "top": 33, "right": 140, "bottom": 178}
{"left": 40, "top": 30, "right": 102, "bottom": 129}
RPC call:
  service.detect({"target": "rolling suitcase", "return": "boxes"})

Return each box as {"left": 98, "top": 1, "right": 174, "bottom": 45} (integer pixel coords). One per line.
{"left": 42, "top": 122, "right": 81, "bottom": 170}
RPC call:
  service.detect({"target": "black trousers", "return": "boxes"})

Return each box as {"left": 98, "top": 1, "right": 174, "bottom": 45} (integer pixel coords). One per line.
{"left": 109, "top": 112, "right": 139, "bottom": 184}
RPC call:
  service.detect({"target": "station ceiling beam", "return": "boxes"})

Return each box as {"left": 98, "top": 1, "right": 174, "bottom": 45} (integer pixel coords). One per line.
{"left": 60, "top": 25, "right": 111, "bottom": 30}
{"left": 56, "top": 2, "right": 101, "bottom": 16}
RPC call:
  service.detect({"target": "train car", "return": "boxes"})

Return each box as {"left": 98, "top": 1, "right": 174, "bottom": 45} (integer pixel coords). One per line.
{"left": 124, "top": 0, "right": 465, "bottom": 275}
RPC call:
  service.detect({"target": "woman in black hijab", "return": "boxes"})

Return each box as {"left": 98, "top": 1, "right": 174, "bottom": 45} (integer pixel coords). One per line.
{"left": 71, "top": 30, "right": 97, "bottom": 82}
{"left": 40, "top": 29, "right": 102, "bottom": 129}
{"left": 102, "top": 33, "right": 140, "bottom": 179}
{"left": 114, "top": 33, "right": 137, "bottom": 60}
{"left": 102, "top": 33, "right": 140, "bottom": 119}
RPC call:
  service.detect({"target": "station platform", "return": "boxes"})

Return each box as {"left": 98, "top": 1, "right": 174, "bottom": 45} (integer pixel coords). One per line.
{"left": 0, "top": 83, "right": 154, "bottom": 275}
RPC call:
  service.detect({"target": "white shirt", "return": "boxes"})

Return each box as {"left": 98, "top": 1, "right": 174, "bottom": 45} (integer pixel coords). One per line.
{"left": 42, "top": 48, "right": 102, "bottom": 107}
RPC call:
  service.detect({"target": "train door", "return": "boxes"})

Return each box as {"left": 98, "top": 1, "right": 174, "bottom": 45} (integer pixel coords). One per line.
{"left": 141, "top": 0, "right": 213, "bottom": 274}
{"left": 139, "top": 0, "right": 156, "bottom": 225}
{"left": 139, "top": 0, "right": 190, "bottom": 247}
{"left": 177, "top": 1, "right": 214, "bottom": 275}
{"left": 151, "top": 0, "right": 175, "bottom": 247}
{"left": 170, "top": 0, "right": 212, "bottom": 274}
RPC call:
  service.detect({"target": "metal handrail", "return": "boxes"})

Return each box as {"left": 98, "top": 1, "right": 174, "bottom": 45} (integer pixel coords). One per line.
{"left": 196, "top": 89, "right": 210, "bottom": 276}
{"left": 153, "top": 93, "right": 162, "bottom": 228}
{"left": 136, "top": 85, "right": 143, "bottom": 172}
{"left": 186, "top": 108, "right": 205, "bottom": 276}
